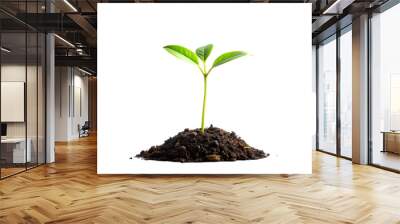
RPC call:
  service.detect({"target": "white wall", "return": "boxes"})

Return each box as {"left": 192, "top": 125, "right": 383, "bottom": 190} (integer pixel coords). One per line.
{"left": 1, "top": 65, "right": 42, "bottom": 137}
{"left": 1, "top": 65, "right": 26, "bottom": 137}
{"left": 55, "top": 66, "right": 70, "bottom": 141}
{"left": 70, "top": 72, "right": 89, "bottom": 138}
{"left": 55, "top": 67, "right": 89, "bottom": 141}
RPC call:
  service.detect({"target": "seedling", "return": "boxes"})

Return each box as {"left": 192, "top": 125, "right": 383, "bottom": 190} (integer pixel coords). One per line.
{"left": 164, "top": 44, "right": 247, "bottom": 134}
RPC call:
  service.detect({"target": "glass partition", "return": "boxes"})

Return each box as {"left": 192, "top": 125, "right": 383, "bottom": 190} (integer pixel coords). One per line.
{"left": 0, "top": 31, "right": 28, "bottom": 177}
{"left": 0, "top": 2, "right": 46, "bottom": 179}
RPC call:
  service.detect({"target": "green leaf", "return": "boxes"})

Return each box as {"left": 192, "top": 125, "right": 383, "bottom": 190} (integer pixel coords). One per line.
{"left": 163, "top": 45, "right": 199, "bottom": 65}
{"left": 212, "top": 51, "right": 247, "bottom": 68}
{"left": 196, "top": 44, "right": 213, "bottom": 62}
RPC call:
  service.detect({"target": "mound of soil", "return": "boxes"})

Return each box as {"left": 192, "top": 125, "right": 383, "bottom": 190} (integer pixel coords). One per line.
{"left": 136, "top": 125, "right": 268, "bottom": 162}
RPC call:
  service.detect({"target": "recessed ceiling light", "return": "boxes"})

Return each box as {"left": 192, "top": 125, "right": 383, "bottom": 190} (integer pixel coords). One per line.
{"left": 54, "top": 34, "right": 75, "bottom": 48}
{"left": 78, "top": 67, "right": 93, "bottom": 76}
{"left": 323, "top": 0, "right": 354, "bottom": 15}
{"left": 1, "top": 47, "right": 11, "bottom": 53}
{"left": 63, "top": 0, "right": 78, "bottom": 12}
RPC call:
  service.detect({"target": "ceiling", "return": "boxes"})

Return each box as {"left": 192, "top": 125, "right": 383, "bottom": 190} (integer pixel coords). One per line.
{"left": 0, "top": 0, "right": 393, "bottom": 74}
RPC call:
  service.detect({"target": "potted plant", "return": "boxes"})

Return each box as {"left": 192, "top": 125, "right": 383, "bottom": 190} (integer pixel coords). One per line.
{"left": 136, "top": 44, "right": 267, "bottom": 162}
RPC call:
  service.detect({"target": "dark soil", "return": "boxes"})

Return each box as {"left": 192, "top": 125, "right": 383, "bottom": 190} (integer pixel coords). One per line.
{"left": 136, "top": 125, "right": 268, "bottom": 162}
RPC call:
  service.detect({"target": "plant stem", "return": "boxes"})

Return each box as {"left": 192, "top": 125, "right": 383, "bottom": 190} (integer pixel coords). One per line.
{"left": 201, "top": 75, "right": 207, "bottom": 134}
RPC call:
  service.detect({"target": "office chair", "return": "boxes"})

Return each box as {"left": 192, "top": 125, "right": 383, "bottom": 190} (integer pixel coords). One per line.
{"left": 79, "top": 121, "right": 90, "bottom": 138}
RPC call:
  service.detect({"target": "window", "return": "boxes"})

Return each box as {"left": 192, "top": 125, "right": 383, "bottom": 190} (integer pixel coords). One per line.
{"left": 339, "top": 28, "right": 352, "bottom": 158}
{"left": 371, "top": 3, "right": 400, "bottom": 171}
{"left": 318, "top": 36, "right": 337, "bottom": 154}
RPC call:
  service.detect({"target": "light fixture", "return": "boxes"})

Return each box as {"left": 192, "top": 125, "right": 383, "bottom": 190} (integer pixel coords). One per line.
{"left": 78, "top": 67, "right": 93, "bottom": 76}
{"left": 63, "top": 0, "right": 78, "bottom": 12}
{"left": 76, "top": 48, "right": 86, "bottom": 55}
{"left": 1, "top": 47, "right": 11, "bottom": 53}
{"left": 322, "top": 0, "right": 355, "bottom": 15}
{"left": 54, "top": 34, "right": 75, "bottom": 48}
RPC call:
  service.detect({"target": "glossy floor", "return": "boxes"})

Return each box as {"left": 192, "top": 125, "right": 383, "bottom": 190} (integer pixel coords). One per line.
{"left": 0, "top": 167, "right": 25, "bottom": 178}
{"left": 0, "top": 134, "right": 400, "bottom": 223}
{"left": 372, "top": 150, "right": 400, "bottom": 171}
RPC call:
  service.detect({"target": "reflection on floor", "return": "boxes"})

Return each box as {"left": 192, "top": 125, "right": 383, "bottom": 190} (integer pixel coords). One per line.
{"left": 373, "top": 150, "right": 400, "bottom": 171}
{"left": 0, "top": 167, "right": 25, "bottom": 178}
{"left": 341, "top": 147, "right": 352, "bottom": 158}
{"left": 0, "top": 162, "right": 41, "bottom": 178}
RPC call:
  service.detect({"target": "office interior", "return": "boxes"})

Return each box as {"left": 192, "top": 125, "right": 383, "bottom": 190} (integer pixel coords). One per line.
{"left": 0, "top": 0, "right": 399, "bottom": 179}
{"left": 315, "top": 0, "right": 400, "bottom": 172}
{"left": 0, "top": 0, "right": 400, "bottom": 222}
{"left": 0, "top": 0, "right": 97, "bottom": 179}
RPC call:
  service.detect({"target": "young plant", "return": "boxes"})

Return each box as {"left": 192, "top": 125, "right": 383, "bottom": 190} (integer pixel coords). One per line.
{"left": 164, "top": 44, "right": 247, "bottom": 134}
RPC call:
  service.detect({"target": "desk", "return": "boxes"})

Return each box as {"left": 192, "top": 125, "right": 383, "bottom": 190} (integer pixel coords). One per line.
{"left": 1, "top": 138, "right": 31, "bottom": 163}
{"left": 381, "top": 131, "right": 400, "bottom": 154}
